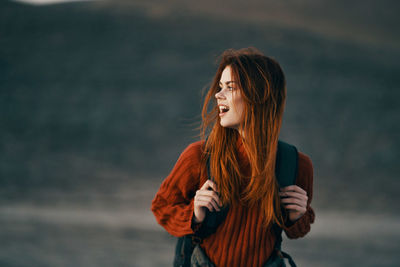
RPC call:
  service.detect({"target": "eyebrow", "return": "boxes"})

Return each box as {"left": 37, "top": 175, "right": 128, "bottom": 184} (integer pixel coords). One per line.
{"left": 218, "top": 81, "right": 236, "bottom": 85}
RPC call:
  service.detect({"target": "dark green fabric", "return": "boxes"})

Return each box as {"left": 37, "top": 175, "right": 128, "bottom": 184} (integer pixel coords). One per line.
{"left": 263, "top": 250, "right": 286, "bottom": 267}
{"left": 173, "top": 235, "right": 195, "bottom": 267}
{"left": 190, "top": 245, "right": 216, "bottom": 267}
{"left": 276, "top": 141, "right": 299, "bottom": 187}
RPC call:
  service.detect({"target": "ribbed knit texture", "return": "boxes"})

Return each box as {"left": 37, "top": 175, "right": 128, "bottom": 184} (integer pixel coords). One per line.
{"left": 151, "top": 137, "right": 315, "bottom": 267}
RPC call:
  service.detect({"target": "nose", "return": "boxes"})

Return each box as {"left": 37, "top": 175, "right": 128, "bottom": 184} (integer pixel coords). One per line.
{"left": 215, "top": 89, "right": 225, "bottom": 99}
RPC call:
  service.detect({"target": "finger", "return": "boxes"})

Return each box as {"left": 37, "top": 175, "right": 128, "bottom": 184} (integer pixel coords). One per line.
{"left": 280, "top": 197, "right": 306, "bottom": 207}
{"left": 196, "top": 190, "right": 222, "bottom": 206}
{"left": 195, "top": 192, "right": 220, "bottom": 206}
{"left": 210, "top": 199, "right": 221, "bottom": 211}
{"left": 195, "top": 196, "right": 220, "bottom": 211}
{"left": 200, "top": 180, "right": 216, "bottom": 190}
{"left": 195, "top": 194, "right": 220, "bottom": 205}
{"left": 280, "top": 185, "right": 307, "bottom": 195}
{"left": 196, "top": 191, "right": 221, "bottom": 208}
{"left": 195, "top": 200, "right": 215, "bottom": 212}
{"left": 279, "top": 191, "right": 308, "bottom": 201}
{"left": 200, "top": 180, "right": 218, "bottom": 192}
{"left": 283, "top": 204, "right": 306, "bottom": 213}
{"left": 280, "top": 185, "right": 306, "bottom": 194}
{"left": 280, "top": 196, "right": 306, "bottom": 205}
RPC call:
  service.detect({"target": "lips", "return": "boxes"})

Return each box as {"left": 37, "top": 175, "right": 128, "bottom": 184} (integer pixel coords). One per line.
{"left": 218, "top": 104, "right": 230, "bottom": 114}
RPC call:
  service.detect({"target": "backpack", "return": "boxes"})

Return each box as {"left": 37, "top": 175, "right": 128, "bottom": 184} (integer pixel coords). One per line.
{"left": 174, "top": 140, "right": 298, "bottom": 267}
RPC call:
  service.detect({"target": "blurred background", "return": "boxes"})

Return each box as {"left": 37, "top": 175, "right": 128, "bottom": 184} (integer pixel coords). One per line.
{"left": 1, "top": 0, "right": 399, "bottom": 266}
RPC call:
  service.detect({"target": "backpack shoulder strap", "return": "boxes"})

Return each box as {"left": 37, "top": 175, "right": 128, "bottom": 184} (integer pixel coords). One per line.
{"left": 272, "top": 140, "right": 299, "bottom": 267}
{"left": 275, "top": 140, "right": 299, "bottom": 187}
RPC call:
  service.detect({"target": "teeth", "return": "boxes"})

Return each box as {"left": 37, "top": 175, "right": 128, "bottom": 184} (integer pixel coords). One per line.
{"left": 219, "top": 105, "right": 229, "bottom": 113}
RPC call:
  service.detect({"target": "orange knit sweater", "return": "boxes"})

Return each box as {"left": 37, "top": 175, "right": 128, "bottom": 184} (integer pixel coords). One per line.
{"left": 151, "top": 138, "right": 315, "bottom": 267}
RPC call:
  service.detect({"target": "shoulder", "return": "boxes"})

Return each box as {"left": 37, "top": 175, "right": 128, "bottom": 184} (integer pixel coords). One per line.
{"left": 298, "top": 152, "right": 313, "bottom": 173}
{"left": 159, "top": 140, "right": 206, "bottom": 194}
{"left": 184, "top": 140, "right": 205, "bottom": 153}
{"left": 295, "top": 151, "right": 314, "bottom": 189}
{"left": 181, "top": 140, "right": 205, "bottom": 158}
{"left": 175, "top": 140, "right": 205, "bottom": 167}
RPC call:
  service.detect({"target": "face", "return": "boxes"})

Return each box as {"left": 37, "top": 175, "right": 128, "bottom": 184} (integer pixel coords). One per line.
{"left": 215, "top": 65, "right": 245, "bottom": 130}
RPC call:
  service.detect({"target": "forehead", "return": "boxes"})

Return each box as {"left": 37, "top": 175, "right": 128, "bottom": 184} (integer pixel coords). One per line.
{"left": 220, "top": 66, "right": 233, "bottom": 82}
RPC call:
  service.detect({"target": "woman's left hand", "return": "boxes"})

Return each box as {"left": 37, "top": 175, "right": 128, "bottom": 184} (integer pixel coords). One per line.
{"left": 279, "top": 185, "right": 308, "bottom": 222}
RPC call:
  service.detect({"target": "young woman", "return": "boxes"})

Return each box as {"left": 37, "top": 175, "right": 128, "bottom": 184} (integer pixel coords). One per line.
{"left": 151, "top": 47, "right": 315, "bottom": 267}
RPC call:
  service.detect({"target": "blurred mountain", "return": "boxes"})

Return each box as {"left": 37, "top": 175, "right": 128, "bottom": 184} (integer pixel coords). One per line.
{"left": 1, "top": 0, "right": 399, "bottom": 214}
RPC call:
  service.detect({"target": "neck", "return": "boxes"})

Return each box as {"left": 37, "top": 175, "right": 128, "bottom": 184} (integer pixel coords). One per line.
{"left": 238, "top": 129, "right": 245, "bottom": 140}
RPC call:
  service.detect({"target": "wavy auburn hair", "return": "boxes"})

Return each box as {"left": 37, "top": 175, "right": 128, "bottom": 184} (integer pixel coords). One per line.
{"left": 201, "top": 47, "right": 287, "bottom": 228}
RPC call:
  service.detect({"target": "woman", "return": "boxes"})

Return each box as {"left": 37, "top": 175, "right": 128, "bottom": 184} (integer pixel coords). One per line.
{"left": 151, "top": 47, "right": 315, "bottom": 266}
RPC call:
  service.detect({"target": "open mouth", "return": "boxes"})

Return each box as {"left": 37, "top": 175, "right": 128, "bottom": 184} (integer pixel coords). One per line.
{"left": 219, "top": 105, "right": 230, "bottom": 114}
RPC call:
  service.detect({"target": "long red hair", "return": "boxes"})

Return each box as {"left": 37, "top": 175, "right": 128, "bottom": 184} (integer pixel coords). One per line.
{"left": 201, "top": 47, "right": 287, "bottom": 227}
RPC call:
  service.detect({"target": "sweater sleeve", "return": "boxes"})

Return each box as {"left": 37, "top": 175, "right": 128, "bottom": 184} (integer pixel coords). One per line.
{"left": 284, "top": 152, "right": 315, "bottom": 239}
{"left": 151, "top": 141, "right": 204, "bottom": 237}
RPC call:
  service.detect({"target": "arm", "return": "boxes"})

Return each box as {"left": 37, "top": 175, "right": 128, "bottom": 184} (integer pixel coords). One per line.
{"left": 151, "top": 142, "right": 204, "bottom": 237}
{"left": 281, "top": 152, "right": 315, "bottom": 239}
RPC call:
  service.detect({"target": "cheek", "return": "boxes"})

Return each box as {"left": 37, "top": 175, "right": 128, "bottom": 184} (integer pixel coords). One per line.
{"left": 237, "top": 100, "right": 245, "bottom": 115}
{"left": 232, "top": 97, "right": 245, "bottom": 119}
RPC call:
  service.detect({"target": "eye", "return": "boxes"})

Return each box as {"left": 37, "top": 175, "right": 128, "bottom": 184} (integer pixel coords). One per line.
{"left": 228, "top": 86, "right": 235, "bottom": 91}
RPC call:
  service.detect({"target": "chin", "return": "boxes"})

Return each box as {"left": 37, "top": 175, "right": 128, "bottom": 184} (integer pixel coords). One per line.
{"left": 219, "top": 120, "right": 229, "bottom": 128}
{"left": 219, "top": 121, "right": 236, "bottom": 129}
